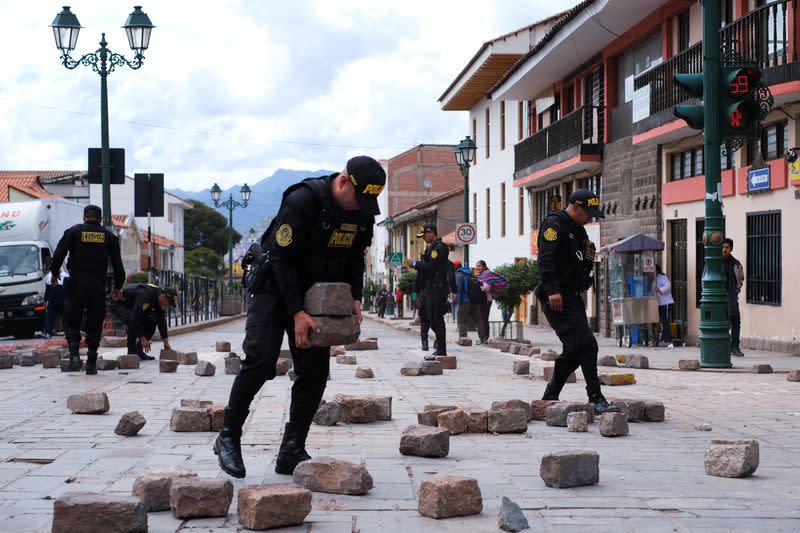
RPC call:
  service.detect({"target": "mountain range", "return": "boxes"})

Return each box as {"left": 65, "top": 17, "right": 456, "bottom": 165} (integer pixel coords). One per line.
{"left": 168, "top": 168, "right": 335, "bottom": 234}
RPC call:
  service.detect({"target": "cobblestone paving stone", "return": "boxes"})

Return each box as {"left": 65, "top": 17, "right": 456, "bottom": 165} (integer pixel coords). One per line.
{"left": 0, "top": 316, "right": 799, "bottom": 531}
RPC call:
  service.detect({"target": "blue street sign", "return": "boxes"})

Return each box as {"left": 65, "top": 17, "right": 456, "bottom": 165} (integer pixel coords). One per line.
{"left": 747, "top": 167, "right": 770, "bottom": 192}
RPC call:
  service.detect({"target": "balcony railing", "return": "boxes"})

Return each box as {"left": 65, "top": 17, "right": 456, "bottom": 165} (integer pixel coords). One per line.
{"left": 634, "top": 0, "right": 795, "bottom": 118}
{"left": 514, "top": 104, "right": 604, "bottom": 172}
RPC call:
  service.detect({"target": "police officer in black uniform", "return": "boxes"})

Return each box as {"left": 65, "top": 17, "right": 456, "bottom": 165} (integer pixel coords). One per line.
{"left": 408, "top": 223, "right": 449, "bottom": 361}
{"left": 111, "top": 284, "right": 178, "bottom": 360}
{"left": 535, "top": 189, "right": 618, "bottom": 415}
{"left": 50, "top": 205, "right": 125, "bottom": 375}
{"left": 214, "top": 155, "right": 383, "bottom": 478}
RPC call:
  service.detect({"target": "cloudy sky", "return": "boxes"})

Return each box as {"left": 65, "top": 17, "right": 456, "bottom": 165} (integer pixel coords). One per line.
{"left": 0, "top": 0, "right": 575, "bottom": 191}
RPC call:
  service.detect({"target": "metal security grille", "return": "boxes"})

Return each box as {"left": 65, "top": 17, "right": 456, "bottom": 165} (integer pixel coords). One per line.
{"left": 746, "top": 210, "right": 781, "bottom": 305}
{"left": 695, "top": 219, "right": 705, "bottom": 308}
{"left": 670, "top": 220, "right": 688, "bottom": 326}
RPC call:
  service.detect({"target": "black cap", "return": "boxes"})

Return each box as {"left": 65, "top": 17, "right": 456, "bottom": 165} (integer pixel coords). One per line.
{"left": 346, "top": 156, "right": 386, "bottom": 216}
{"left": 83, "top": 204, "right": 102, "bottom": 219}
{"left": 568, "top": 189, "right": 604, "bottom": 219}
{"left": 422, "top": 223, "right": 437, "bottom": 235}
{"left": 161, "top": 287, "right": 178, "bottom": 305}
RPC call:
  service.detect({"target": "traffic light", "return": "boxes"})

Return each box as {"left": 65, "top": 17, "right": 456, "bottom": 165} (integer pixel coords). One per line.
{"left": 720, "top": 66, "right": 762, "bottom": 139}
{"left": 673, "top": 73, "right": 704, "bottom": 130}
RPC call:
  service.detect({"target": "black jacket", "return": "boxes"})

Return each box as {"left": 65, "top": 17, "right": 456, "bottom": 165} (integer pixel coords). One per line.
{"left": 536, "top": 210, "right": 594, "bottom": 296}
{"left": 414, "top": 238, "right": 450, "bottom": 291}
{"left": 50, "top": 220, "right": 125, "bottom": 289}
{"left": 122, "top": 283, "right": 168, "bottom": 340}
{"left": 263, "top": 174, "right": 374, "bottom": 316}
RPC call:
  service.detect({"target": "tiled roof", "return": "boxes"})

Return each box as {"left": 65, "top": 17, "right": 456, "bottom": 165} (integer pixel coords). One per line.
{"left": 112, "top": 215, "right": 131, "bottom": 228}
{"left": 140, "top": 231, "right": 182, "bottom": 248}
{"left": 0, "top": 174, "right": 59, "bottom": 202}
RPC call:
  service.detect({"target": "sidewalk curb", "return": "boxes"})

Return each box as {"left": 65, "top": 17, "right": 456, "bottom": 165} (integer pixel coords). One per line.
{"left": 168, "top": 314, "right": 245, "bottom": 337}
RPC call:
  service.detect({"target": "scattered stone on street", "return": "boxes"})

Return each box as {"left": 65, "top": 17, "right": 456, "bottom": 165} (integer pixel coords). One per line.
{"left": 169, "top": 477, "right": 233, "bottom": 518}
{"left": 313, "top": 400, "right": 342, "bottom": 426}
{"left": 116, "top": 354, "right": 140, "bottom": 369}
{"left": 114, "top": 411, "right": 146, "bottom": 436}
{"left": 215, "top": 341, "right": 231, "bottom": 352}
{"left": 177, "top": 351, "right": 198, "bottom": 365}
{"left": 399, "top": 425, "right": 450, "bottom": 458}
{"left": 97, "top": 358, "right": 118, "bottom": 371}
{"left": 169, "top": 407, "right": 211, "bottom": 432}
{"left": 224, "top": 353, "right": 241, "bottom": 374}
{"left": 67, "top": 392, "right": 110, "bottom": 414}
{"left": 292, "top": 457, "right": 373, "bottom": 495}
{"left": 567, "top": 411, "right": 589, "bottom": 432}
{"left": 334, "top": 394, "right": 392, "bottom": 423}
{"left": 488, "top": 408, "right": 528, "bottom": 434}
{"left": 599, "top": 372, "right": 636, "bottom": 386}
{"left": 237, "top": 484, "right": 312, "bottom": 530}
{"left": 599, "top": 412, "right": 629, "bottom": 437}
{"left": 435, "top": 355, "right": 457, "bottom": 369}
{"left": 159, "top": 359, "right": 178, "bottom": 373}
{"left": 132, "top": 466, "right": 197, "bottom": 512}
{"left": 679, "top": 359, "right": 701, "bottom": 370}
{"left": 437, "top": 409, "right": 467, "bottom": 435}
{"left": 512, "top": 359, "right": 529, "bottom": 375}
{"left": 418, "top": 476, "right": 483, "bottom": 519}
{"left": 52, "top": 492, "right": 147, "bottom": 533}
{"left": 355, "top": 366, "right": 374, "bottom": 378}
{"left": 751, "top": 364, "right": 773, "bottom": 374}
{"left": 336, "top": 354, "right": 358, "bottom": 365}
{"left": 194, "top": 360, "right": 216, "bottom": 376}
{"left": 540, "top": 450, "right": 600, "bottom": 488}
{"left": 498, "top": 496, "right": 530, "bottom": 532}
{"left": 704, "top": 439, "right": 760, "bottom": 478}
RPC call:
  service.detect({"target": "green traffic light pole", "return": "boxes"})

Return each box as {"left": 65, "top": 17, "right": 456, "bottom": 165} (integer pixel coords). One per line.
{"left": 698, "top": 0, "right": 732, "bottom": 368}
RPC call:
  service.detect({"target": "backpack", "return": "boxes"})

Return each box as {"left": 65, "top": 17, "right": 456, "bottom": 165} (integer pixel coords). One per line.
{"left": 479, "top": 271, "right": 508, "bottom": 298}
{"left": 465, "top": 275, "right": 487, "bottom": 305}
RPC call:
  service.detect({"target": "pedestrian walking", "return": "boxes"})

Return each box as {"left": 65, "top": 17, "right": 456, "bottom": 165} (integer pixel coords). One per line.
{"left": 42, "top": 270, "right": 67, "bottom": 339}
{"left": 474, "top": 260, "right": 494, "bottom": 340}
{"left": 49, "top": 204, "right": 125, "bottom": 375}
{"left": 407, "top": 223, "right": 450, "bottom": 360}
{"left": 214, "top": 155, "right": 383, "bottom": 479}
{"left": 454, "top": 263, "right": 487, "bottom": 343}
{"left": 375, "top": 284, "right": 389, "bottom": 318}
{"left": 394, "top": 286, "right": 404, "bottom": 318}
{"left": 722, "top": 238, "right": 745, "bottom": 356}
{"left": 534, "top": 189, "right": 618, "bottom": 415}
{"left": 110, "top": 284, "right": 178, "bottom": 359}
{"left": 653, "top": 264, "right": 674, "bottom": 347}
{"left": 449, "top": 260, "right": 460, "bottom": 322}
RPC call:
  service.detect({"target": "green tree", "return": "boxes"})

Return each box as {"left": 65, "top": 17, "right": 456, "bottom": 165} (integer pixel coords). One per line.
{"left": 397, "top": 270, "right": 417, "bottom": 295}
{"left": 185, "top": 247, "right": 223, "bottom": 278}
{"left": 362, "top": 279, "right": 379, "bottom": 310}
{"left": 184, "top": 200, "right": 242, "bottom": 256}
{"left": 494, "top": 260, "right": 539, "bottom": 321}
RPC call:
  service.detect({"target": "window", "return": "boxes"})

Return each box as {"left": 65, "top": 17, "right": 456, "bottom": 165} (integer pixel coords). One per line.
{"left": 721, "top": 0, "right": 734, "bottom": 27}
{"left": 550, "top": 93, "right": 561, "bottom": 123}
{"left": 678, "top": 11, "right": 690, "bottom": 52}
{"left": 472, "top": 118, "right": 477, "bottom": 165}
{"left": 670, "top": 148, "right": 704, "bottom": 181}
{"left": 564, "top": 181, "right": 574, "bottom": 202}
{"left": 693, "top": 147, "right": 704, "bottom": 176}
{"left": 577, "top": 175, "right": 602, "bottom": 196}
{"left": 485, "top": 108, "right": 491, "bottom": 159}
{"left": 747, "top": 121, "right": 789, "bottom": 163}
{"left": 500, "top": 101, "right": 506, "bottom": 150}
{"left": 535, "top": 186, "right": 560, "bottom": 228}
{"left": 746, "top": 211, "right": 781, "bottom": 305}
{"left": 565, "top": 84, "right": 575, "bottom": 114}
{"left": 500, "top": 182, "right": 506, "bottom": 237}
{"left": 472, "top": 192, "right": 477, "bottom": 224}
{"left": 616, "top": 31, "right": 662, "bottom": 105}
{"left": 518, "top": 101, "right": 524, "bottom": 140}
{"left": 485, "top": 189, "right": 491, "bottom": 239}
{"left": 518, "top": 188, "right": 525, "bottom": 235}
{"left": 537, "top": 110, "right": 545, "bottom": 131}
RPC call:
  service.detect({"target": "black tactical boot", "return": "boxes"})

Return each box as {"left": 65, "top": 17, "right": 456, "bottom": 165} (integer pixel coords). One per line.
{"left": 67, "top": 354, "right": 82, "bottom": 372}
{"left": 275, "top": 422, "right": 311, "bottom": 475}
{"left": 421, "top": 334, "right": 429, "bottom": 351}
{"left": 213, "top": 407, "right": 248, "bottom": 478}
{"left": 590, "top": 395, "right": 620, "bottom": 415}
{"left": 85, "top": 353, "right": 98, "bottom": 375}
{"left": 541, "top": 382, "right": 562, "bottom": 401}
{"left": 432, "top": 340, "right": 447, "bottom": 356}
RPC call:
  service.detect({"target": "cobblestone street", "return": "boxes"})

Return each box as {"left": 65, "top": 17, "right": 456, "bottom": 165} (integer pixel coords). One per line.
{"left": 1, "top": 316, "right": 799, "bottom": 532}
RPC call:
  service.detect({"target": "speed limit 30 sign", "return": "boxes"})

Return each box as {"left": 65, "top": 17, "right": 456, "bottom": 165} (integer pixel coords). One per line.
{"left": 455, "top": 223, "right": 477, "bottom": 245}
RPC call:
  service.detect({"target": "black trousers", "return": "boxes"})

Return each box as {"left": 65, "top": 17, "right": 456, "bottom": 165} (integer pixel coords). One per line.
{"left": 109, "top": 301, "right": 155, "bottom": 355}
{"left": 227, "top": 284, "right": 330, "bottom": 433}
{"left": 538, "top": 289, "right": 602, "bottom": 399}
{"left": 64, "top": 276, "right": 106, "bottom": 357}
{"left": 420, "top": 285, "right": 447, "bottom": 350}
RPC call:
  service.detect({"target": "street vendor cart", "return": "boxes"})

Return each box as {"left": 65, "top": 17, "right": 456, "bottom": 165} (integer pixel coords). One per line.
{"left": 600, "top": 233, "right": 665, "bottom": 348}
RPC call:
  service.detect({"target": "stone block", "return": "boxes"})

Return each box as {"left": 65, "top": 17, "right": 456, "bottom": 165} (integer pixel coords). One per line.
{"left": 293, "top": 457, "right": 373, "bottom": 495}
{"left": 545, "top": 402, "right": 591, "bottom": 427}
{"left": 159, "top": 360, "right": 178, "bottom": 373}
{"left": 488, "top": 408, "right": 528, "bottom": 434}
{"left": 543, "top": 366, "right": 576, "bottom": 383}
{"left": 531, "top": 400, "right": 559, "bottom": 421}
{"left": 52, "top": 492, "right": 147, "bottom": 533}
{"left": 275, "top": 358, "right": 291, "bottom": 375}
{"left": 624, "top": 354, "right": 649, "bottom": 369}
{"left": 170, "top": 477, "right": 233, "bottom": 518}
{"left": 512, "top": 360, "right": 529, "bottom": 375}
{"left": 310, "top": 316, "right": 361, "bottom": 347}
{"left": 224, "top": 355, "right": 241, "bottom": 375}
{"left": 679, "top": 359, "right": 700, "bottom": 370}
{"left": 418, "top": 476, "right": 482, "bottom": 519}
{"left": 32, "top": 349, "right": 46, "bottom": 364}
{"left": 509, "top": 344, "right": 521, "bottom": 355}
{"left": 177, "top": 352, "right": 198, "bottom": 365}
{"left": 20, "top": 353, "right": 35, "bottom": 366}
{"left": 401, "top": 362, "right": 422, "bottom": 376}
{"left": 519, "top": 346, "right": 537, "bottom": 356}
{"left": 539, "top": 350, "right": 558, "bottom": 361}
{"left": 237, "top": 484, "right": 312, "bottom": 530}
{"left": 599, "top": 412, "right": 629, "bottom": 437}
{"left": 67, "top": 392, "right": 110, "bottom": 414}
{"left": 500, "top": 342, "right": 512, "bottom": 353}
{"left": 598, "top": 355, "right": 617, "bottom": 367}
{"left": 615, "top": 353, "right": 626, "bottom": 363}
{"left": 642, "top": 400, "right": 665, "bottom": 422}
{"left": 704, "top": 439, "right": 759, "bottom": 478}
{"left": 610, "top": 399, "right": 644, "bottom": 422}
{"left": 540, "top": 450, "right": 599, "bottom": 488}
{"left": 194, "top": 361, "right": 216, "bottom": 376}
{"left": 313, "top": 401, "right": 342, "bottom": 426}
{"left": 115, "top": 411, "right": 146, "bottom": 436}
{"left": 100, "top": 336, "right": 128, "bottom": 347}
{"left": 599, "top": 373, "right": 636, "bottom": 386}
{"left": 467, "top": 410, "right": 488, "bottom": 433}
{"left": 334, "top": 394, "right": 391, "bottom": 423}
{"left": 492, "top": 400, "right": 532, "bottom": 422}
{"left": 437, "top": 409, "right": 467, "bottom": 435}
{"left": 787, "top": 370, "right": 800, "bottom": 382}
{"left": 42, "top": 352, "right": 61, "bottom": 368}
{"left": 399, "top": 425, "right": 450, "bottom": 458}
{"left": 60, "top": 358, "right": 82, "bottom": 372}
{"left": 344, "top": 338, "right": 379, "bottom": 351}
{"left": 498, "top": 496, "right": 529, "bottom": 533}
{"left": 132, "top": 466, "right": 197, "bottom": 512}
{"left": 215, "top": 341, "right": 231, "bottom": 352}
{"left": 355, "top": 366, "right": 374, "bottom": 378}
{"left": 567, "top": 411, "right": 589, "bottom": 432}
{"left": 181, "top": 399, "right": 213, "bottom": 408}
{"left": 790, "top": 342, "right": 800, "bottom": 356}
{"left": 117, "top": 354, "right": 140, "bottom": 369}
{"left": 751, "top": 364, "right": 773, "bottom": 374}
{"left": 420, "top": 361, "right": 443, "bottom": 375}
{"left": 772, "top": 339, "right": 789, "bottom": 353}
{"left": 336, "top": 354, "right": 358, "bottom": 365}
{"left": 435, "top": 355, "right": 457, "bottom": 369}
{"left": 93, "top": 358, "right": 116, "bottom": 371}
{"left": 304, "top": 282, "right": 353, "bottom": 316}
{"left": 456, "top": 337, "right": 473, "bottom": 346}
{"left": 207, "top": 405, "right": 225, "bottom": 432}
{"left": 331, "top": 345, "right": 346, "bottom": 356}
{"left": 169, "top": 407, "right": 211, "bottom": 432}
{"left": 159, "top": 348, "right": 178, "bottom": 361}
{"left": 417, "top": 406, "right": 457, "bottom": 427}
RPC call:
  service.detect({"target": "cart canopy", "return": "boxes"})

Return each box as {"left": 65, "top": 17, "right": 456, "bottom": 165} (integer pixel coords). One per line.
{"left": 600, "top": 233, "right": 665, "bottom": 254}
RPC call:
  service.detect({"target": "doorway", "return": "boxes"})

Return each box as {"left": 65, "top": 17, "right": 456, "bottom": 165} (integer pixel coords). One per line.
{"left": 670, "top": 219, "right": 688, "bottom": 332}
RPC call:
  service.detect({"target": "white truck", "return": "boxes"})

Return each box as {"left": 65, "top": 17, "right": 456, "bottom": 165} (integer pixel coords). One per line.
{"left": 0, "top": 199, "right": 85, "bottom": 338}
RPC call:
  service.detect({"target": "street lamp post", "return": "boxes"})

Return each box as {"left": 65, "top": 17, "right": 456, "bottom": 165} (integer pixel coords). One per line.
{"left": 385, "top": 216, "right": 395, "bottom": 316}
{"left": 210, "top": 183, "right": 251, "bottom": 284}
{"left": 453, "top": 136, "right": 477, "bottom": 265}
{"left": 50, "top": 6, "right": 155, "bottom": 228}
